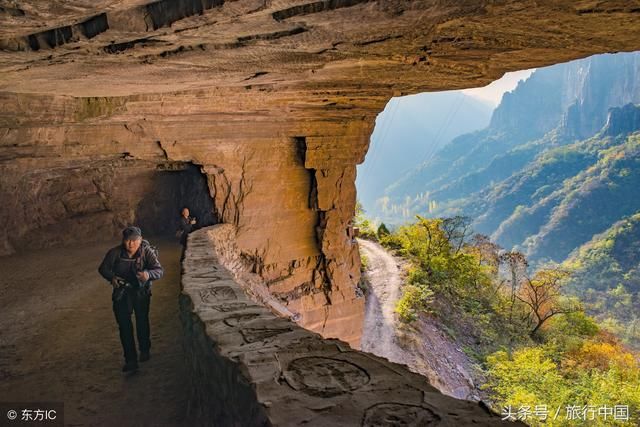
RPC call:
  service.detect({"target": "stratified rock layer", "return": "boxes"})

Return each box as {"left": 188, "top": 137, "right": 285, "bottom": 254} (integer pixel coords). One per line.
{"left": 0, "top": 88, "right": 373, "bottom": 345}
{"left": 2, "top": 1, "right": 640, "bottom": 345}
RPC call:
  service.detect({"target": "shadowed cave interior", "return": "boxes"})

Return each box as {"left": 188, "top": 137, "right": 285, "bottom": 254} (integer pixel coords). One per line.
{"left": 135, "top": 162, "right": 217, "bottom": 237}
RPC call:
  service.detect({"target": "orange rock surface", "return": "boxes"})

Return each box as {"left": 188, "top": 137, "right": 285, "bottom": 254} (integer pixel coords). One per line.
{"left": 1, "top": 0, "right": 640, "bottom": 346}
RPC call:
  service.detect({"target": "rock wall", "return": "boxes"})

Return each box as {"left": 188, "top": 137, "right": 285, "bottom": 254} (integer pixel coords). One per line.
{"left": 0, "top": 88, "right": 374, "bottom": 346}
{"left": 2, "top": 0, "right": 640, "bottom": 346}
{"left": 179, "top": 226, "right": 524, "bottom": 426}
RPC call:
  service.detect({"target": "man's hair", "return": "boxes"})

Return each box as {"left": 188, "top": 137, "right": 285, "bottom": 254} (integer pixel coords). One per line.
{"left": 122, "top": 226, "right": 142, "bottom": 241}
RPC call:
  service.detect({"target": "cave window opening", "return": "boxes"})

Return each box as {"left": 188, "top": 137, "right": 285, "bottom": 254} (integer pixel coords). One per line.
{"left": 355, "top": 68, "right": 536, "bottom": 230}
{"left": 134, "top": 162, "right": 217, "bottom": 238}
{"left": 355, "top": 51, "right": 640, "bottom": 356}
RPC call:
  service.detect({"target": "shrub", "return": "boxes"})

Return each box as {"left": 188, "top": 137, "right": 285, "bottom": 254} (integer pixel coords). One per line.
{"left": 395, "top": 284, "right": 434, "bottom": 323}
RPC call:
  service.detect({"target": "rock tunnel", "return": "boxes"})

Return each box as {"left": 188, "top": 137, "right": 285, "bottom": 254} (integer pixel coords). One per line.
{"left": 135, "top": 162, "right": 217, "bottom": 237}
{"left": 1, "top": 0, "right": 640, "bottom": 425}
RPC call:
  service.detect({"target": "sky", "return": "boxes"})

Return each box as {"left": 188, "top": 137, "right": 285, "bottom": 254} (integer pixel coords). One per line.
{"left": 462, "top": 69, "right": 536, "bottom": 107}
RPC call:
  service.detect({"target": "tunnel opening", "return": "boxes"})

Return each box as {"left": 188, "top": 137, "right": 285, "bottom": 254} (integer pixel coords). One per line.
{"left": 0, "top": 159, "right": 217, "bottom": 257}
{"left": 135, "top": 161, "right": 217, "bottom": 238}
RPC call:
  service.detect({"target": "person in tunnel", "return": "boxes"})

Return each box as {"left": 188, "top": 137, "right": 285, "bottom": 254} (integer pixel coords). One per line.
{"left": 98, "top": 226, "right": 164, "bottom": 373}
{"left": 176, "top": 207, "right": 197, "bottom": 246}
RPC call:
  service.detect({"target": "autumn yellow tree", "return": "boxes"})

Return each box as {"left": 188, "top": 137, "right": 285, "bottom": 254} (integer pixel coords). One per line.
{"left": 517, "top": 268, "right": 578, "bottom": 338}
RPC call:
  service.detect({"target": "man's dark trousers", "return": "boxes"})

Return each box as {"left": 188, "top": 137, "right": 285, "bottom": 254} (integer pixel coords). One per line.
{"left": 112, "top": 287, "right": 151, "bottom": 363}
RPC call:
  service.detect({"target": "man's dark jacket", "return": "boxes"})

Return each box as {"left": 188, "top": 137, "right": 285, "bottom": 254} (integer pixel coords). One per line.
{"left": 98, "top": 240, "right": 163, "bottom": 288}
{"left": 177, "top": 216, "right": 195, "bottom": 245}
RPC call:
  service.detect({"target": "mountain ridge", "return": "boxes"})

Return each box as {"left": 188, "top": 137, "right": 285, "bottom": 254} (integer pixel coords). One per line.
{"left": 373, "top": 52, "right": 640, "bottom": 267}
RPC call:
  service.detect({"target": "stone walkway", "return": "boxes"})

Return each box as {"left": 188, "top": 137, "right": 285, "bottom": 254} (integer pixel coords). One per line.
{"left": 0, "top": 230, "right": 525, "bottom": 426}
{"left": 0, "top": 239, "right": 189, "bottom": 426}
{"left": 181, "top": 226, "right": 525, "bottom": 426}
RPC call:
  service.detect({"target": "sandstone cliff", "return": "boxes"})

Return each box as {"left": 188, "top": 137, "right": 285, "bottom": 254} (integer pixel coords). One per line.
{"left": 2, "top": 0, "right": 640, "bottom": 346}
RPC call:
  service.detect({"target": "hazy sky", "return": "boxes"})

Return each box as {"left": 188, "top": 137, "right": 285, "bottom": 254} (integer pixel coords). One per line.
{"left": 462, "top": 69, "right": 535, "bottom": 107}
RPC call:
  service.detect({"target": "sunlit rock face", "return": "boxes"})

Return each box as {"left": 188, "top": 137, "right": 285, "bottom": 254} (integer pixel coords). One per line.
{"left": 0, "top": 88, "right": 374, "bottom": 346}
{"left": 1, "top": 0, "right": 640, "bottom": 345}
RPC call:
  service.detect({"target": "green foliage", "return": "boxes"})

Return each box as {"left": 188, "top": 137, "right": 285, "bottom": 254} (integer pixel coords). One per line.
{"left": 384, "top": 215, "right": 529, "bottom": 353}
{"left": 484, "top": 339, "right": 640, "bottom": 426}
{"left": 395, "top": 283, "right": 434, "bottom": 323}
{"left": 543, "top": 311, "right": 600, "bottom": 352}
{"left": 389, "top": 215, "right": 490, "bottom": 299}
{"left": 354, "top": 200, "right": 378, "bottom": 240}
{"left": 360, "top": 77, "right": 640, "bottom": 423}
{"left": 359, "top": 251, "right": 369, "bottom": 272}
{"left": 381, "top": 213, "right": 640, "bottom": 425}
{"left": 377, "top": 223, "right": 390, "bottom": 238}
{"left": 484, "top": 347, "right": 569, "bottom": 416}
{"left": 563, "top": 211, "right": 640, "bottom": 348}
{"left": 378, "top": 232, "right": 402, "bottom": 249}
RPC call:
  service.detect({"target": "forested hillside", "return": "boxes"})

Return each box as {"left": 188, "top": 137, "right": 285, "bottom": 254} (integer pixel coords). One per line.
{"left": 357, "top": 51, "right": 640, "bottom": 359}
{"left": 356, "top": 92, "right": 492, "bottom": 211}
{"left": 373, "top": 52, "right": 640, "bottom": 265}
{"left": 356, "top": 215, "right": 640, "bottom": 426}
{"left": 563, "top": 212, "right": 640, "bottom": 349}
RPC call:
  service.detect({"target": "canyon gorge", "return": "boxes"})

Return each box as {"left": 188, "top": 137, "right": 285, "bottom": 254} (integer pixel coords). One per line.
{"left": 1, "top": 1, "right": 640, "bottom": 423}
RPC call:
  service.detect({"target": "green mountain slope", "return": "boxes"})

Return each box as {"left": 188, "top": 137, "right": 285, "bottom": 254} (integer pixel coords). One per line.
{"left": 376, "top": 52, "right": 640, "bottom": 264}
{"left": 518, "top": 131, "right": 640, "bottom": 262}
{"left": 356, "top": 92, "right": 492, "bottom": 211}
{"left": 384, "top": 66, "right": 569, "bottom": 213}
{"left": 563, "top": 212, "right": 640, "bottom": 348}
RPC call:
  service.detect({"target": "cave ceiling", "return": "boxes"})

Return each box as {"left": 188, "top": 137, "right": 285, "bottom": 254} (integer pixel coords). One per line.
{"left": 1, "top": 0, "right": 640, "bottom": 97}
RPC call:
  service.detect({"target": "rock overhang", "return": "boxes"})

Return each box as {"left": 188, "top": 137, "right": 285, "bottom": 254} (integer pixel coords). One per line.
{"left": 2, "top": 0, "right": 640, "bottom": 376}
{"left": 1, "top": 1, "right": 640, "bottom": 97}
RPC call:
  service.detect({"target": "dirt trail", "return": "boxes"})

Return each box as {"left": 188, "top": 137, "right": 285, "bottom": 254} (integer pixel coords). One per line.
{"left": 0, "top": 239, "right": 190, "bottom": 426}
{"left": 359, "top": 238, "right": 402, "bottom": 356}
{"left": 358, "top": 238, "right": 482, "bottom": 401}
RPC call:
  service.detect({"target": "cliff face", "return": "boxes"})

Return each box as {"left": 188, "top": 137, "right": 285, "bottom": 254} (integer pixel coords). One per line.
{"left": 385, "top": 51, "right": 640, "bottom": 219}
{"left": 560, "top": 53, "right": 640, "bottom": 139}
{"left": 2, "top": 0, "right": 640, "bottom": 346}
{"left": 604, "top": 103, "right": 640, "bottom": 136}
{"left": 0, "top": 89, "right": 373, "bottom": 346}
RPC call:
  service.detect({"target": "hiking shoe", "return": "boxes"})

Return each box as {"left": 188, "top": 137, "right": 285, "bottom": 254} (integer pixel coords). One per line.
{"left": 122, "top": 361, "right": 139, "bottom": 372}
{"left": 139, "top": 351, "right": 150, "bottom": 362}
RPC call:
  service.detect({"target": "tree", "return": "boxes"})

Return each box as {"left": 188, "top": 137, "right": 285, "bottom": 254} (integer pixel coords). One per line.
{"left": 468, "top": 233, "right": 502, "bottom": 274}
{"left": 354, "top": 200, "right": 376, "bottom": 239}
{"left": 415, "top": 215, "right": 449, "bottom": 262}
{"left": 499, "top": 251, "right": 529, "bottom": 326}
{"left": 377, "top": 222, "right": 390, "bottom": 238}
{"left": 441, "top": 216, "right": 473, "bottom": 254}
{"left": 484, "top": 347, "right": 569, "bottom": 413}
{"left": 395, "top": 283, "right": 434, "bottom": 323}
{"left": 517, "top": 268, "right": 578, "bottom": 338}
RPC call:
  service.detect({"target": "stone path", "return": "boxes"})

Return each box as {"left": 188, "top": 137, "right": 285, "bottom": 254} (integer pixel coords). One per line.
{"left": 359, "top": 238, "right": 481, "bottom": 400}
{"left": 0, "top": 239, "right": 189, "bottom": 426}
{"left": 359, "top": 238, "right": 402, "bottom": 356}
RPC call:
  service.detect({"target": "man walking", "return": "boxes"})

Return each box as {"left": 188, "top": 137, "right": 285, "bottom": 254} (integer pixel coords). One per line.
{"left": 98, "top": 226, "right": 163, "bottom": 372}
